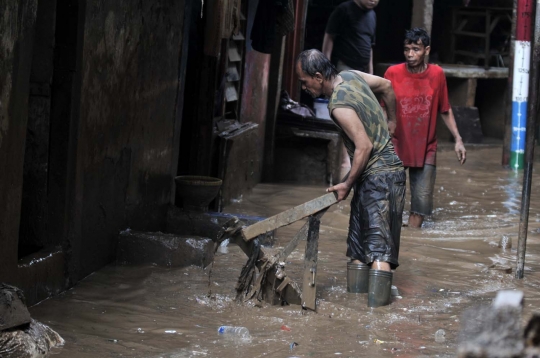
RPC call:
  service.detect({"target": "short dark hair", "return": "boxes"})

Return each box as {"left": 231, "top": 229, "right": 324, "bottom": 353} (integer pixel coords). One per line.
{"left": 296, "top": 49, "right": 338, "bottom": 80}
{"left": 405, "top": 27, "right": 430, "bottom": 47}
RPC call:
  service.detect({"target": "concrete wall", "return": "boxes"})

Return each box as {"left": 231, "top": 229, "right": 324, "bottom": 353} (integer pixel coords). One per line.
{"left": 68, "top": 0, "right": 185, "bottom": 282}
{"left": 0, "top": 0, "right": 186, "bottom": 304}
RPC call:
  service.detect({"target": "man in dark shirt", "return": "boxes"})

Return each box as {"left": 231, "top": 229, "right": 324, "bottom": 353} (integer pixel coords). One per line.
{"left": 322, "top": 0, "right": 378, "bottom": 74}
{"left": 322, "top": 0, "right": 379, "bottom": 179}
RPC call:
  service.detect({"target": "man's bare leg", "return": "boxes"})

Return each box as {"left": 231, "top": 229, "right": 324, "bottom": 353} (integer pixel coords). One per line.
{"left": 351, "top": 259, "right": 391, "bottom": 272}
{"left": 408, "top": 213, "right": 424, "bottom": 228}
{"left": 371, "top": 260, "right": 391, "bottom": 272}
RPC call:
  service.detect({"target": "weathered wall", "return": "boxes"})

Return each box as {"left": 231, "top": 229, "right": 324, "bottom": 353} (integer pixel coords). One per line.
{"left": 67, "top": 0, "right": 185, "bottom": 282}
{"left": 0, "top": 0, "right": 38, "bottom": 283}
{"left": 0, "top": 0, "right": 187, "bottom": 304}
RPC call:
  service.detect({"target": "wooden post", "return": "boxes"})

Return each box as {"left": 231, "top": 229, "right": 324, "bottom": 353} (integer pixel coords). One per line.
{"left": 301, "top": 215, "right": 321, "bottom": 311}
{"left": 411, "top": 0, "right": 434, "bottom": 36}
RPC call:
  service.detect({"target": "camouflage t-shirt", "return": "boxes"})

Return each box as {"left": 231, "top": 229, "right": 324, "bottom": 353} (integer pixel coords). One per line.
{"left": 328, "top": 70, "right": 403, "bottom": 181}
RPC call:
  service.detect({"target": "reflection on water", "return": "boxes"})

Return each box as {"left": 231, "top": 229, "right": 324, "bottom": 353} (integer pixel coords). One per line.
{"left": 31, "top": 147, "right": 540, "bottom": 357}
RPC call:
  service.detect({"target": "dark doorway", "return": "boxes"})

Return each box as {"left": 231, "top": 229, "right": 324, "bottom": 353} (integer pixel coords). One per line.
{"left": 18, "top": 0, "right": 80, "bottom": 259}
{"left": 178, "top": 0, "right": 204, "bottom": 176}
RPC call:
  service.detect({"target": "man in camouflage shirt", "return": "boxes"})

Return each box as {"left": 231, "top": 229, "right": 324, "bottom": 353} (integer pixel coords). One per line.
{"left": 295, "top": 50, "right": 405, "bottom": 306}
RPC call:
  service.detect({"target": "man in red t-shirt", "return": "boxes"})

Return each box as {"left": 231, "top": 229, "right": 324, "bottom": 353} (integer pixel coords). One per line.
{"left": 384, "top": 28, "right": 466, "bottom": 228}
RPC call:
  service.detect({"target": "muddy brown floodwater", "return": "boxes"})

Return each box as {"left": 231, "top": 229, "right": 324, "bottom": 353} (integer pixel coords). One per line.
{"left": 32, "top": 145, "right": 540, "bottom": 358}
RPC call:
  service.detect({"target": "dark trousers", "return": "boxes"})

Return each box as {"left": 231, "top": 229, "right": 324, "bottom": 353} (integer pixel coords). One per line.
{"left": 346, "top": 170, "right": 406, "bottom": 269}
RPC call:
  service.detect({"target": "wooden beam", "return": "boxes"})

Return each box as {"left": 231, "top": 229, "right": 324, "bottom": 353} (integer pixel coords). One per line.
{"left": 241, "top": 192, "right": 337, "bottom": 242}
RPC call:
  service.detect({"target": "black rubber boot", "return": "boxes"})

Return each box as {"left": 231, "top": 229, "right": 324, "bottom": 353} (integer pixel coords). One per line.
{"left": 368, "top": 270, "right": 393, "bottom": 307}
{"left": 347, "top": 262, "right": 369, "bottom": 293}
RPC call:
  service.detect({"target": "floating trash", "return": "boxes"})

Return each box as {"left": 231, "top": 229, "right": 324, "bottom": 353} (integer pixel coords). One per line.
{"left": 289, "top": 342, "right": 299, "bottom": 352}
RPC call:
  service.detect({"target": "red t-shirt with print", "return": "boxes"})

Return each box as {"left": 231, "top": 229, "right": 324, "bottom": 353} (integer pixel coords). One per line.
{"left": 383, "top": 63, "right": 450, "bottom": 168}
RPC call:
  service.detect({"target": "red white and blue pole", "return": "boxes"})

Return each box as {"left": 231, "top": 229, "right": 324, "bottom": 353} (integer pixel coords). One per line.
{"left": 511, "top": 0, "right": 534, "bottom": 170}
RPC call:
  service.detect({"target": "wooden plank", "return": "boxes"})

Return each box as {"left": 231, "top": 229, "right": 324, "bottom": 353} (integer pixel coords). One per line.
{"left": 273, "top": 220, "right": 309, "bottom": 262}
{"left": 226, "top": 64, "right": 240, "bottom": 82}
{"left": 232, "top": 31, "right": 245, "bottom": 41}
{"left": 241, "top": 192, "right": 337, "bottom": 242}
{"left": 465, "top": 78, "right": 477, "bottom": 107}
{"left": 228, "top": 41, "right": 242, "bottom": 62}
{"left": 225, "top": 82, "right": 238, "bottom": 102}
{"left": 301, "top": 215, "right": 321, "bottom": 311}
{"left": 454, "top": 30, "right": 487, "bottom": 38}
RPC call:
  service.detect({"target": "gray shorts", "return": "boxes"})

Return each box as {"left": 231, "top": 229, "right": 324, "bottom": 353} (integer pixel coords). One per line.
{"left": 408, "top": 164, "right": 436, "bottom": 216}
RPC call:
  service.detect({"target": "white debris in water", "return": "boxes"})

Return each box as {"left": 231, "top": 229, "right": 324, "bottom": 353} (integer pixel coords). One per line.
{"left": 218, "top": 239, "right": 229, "bottom": 254}
{"left": 231, "top": 195, "right": 243, "bottom": 203}
{"left": 185, "top": 238, "right": 207, "bottom": 250}
{"left": 435, "top": 329, "right": 446, "bottom": 343}
{"left": 268, "top": 317, "right": 284, "bottom": 324}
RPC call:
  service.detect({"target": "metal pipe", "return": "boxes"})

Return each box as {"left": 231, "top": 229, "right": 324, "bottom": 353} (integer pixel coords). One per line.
{"left": 516, "top": 0, "right": 539, "bottom": 279}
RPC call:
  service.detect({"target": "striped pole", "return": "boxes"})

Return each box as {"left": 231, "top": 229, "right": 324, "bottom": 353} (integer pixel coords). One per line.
{"left": 511, "top": 0, "right": 534, "bottom": 170}
{"left": 516, "top": 0, "right": 539, "bottom": 279}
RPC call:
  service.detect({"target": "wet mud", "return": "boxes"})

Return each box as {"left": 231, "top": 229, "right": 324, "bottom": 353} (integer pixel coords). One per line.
{"left": 30, "top": 146, "right": 540, "bottom": 357}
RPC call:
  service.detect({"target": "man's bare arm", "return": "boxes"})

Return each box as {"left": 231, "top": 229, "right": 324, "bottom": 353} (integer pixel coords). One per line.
{"left": 351, "top": 70, "right": 397, "bottom": 127}
{"left": 326, "top": 108, "right": 373, "bottom": 201}
{"left": 381, "top": 106, "right": 396, "bottom": 137}
{"left": 441, "top": 108, "right": 466, "bottom": 165}
{"left": 322, "top": 33, "right": 335, "bottom": 60}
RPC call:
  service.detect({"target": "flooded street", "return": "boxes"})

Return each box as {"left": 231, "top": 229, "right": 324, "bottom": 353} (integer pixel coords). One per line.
{"left": 31, "top": 145, "right": 540, "bottom": 358}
